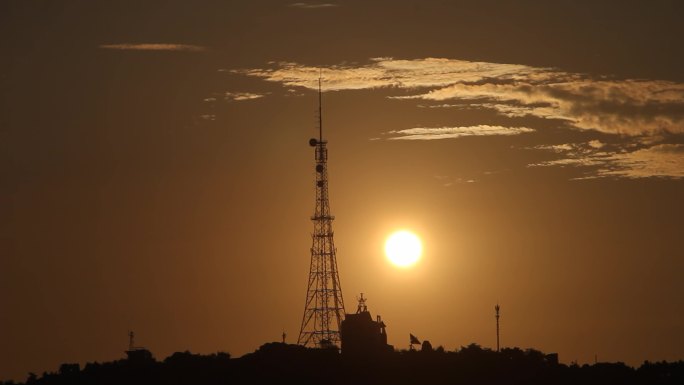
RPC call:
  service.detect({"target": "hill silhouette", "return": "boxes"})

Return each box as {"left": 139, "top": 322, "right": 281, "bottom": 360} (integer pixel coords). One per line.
{"left": 3, "top": 343, "right": 683, "bottom": 385}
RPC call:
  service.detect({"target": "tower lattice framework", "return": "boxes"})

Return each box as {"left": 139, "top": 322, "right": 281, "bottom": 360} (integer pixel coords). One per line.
{"left": 297, "top": 79, "right": 346, "bottom": 348}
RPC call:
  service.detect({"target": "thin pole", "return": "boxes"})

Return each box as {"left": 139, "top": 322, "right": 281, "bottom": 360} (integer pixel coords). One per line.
{"left": 495, "top": 304, "right": 500, "bottom": 352}
{"left": 318, "top": 74, "right": 323, "bottom": 142}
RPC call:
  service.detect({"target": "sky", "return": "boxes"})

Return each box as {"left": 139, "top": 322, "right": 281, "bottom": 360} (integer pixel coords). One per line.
{"left": 1, "top": 0, "right": 683, "bottom": 381}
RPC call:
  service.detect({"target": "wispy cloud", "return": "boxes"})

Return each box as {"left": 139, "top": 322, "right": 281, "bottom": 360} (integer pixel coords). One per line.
{"left": 99, "top": 43, "right": 206, "bottom": 52}
{"left": 233, "top": 58, "right": 548, "bottom": 92}
{"left": 435, "top": 175, "right": 476, "bottom": 187}
{"left": 601, "top": 144, "right": 684, "bottom": 179}
{"left": 224, "top": 92, "right": 266, "bottom": 101}
{"left": 420, "top": 102, "right": 572, "bottom": 121}
{"left": 233, "top": 58, "right": 684, "bottom": 138}
{"left": 288, "top": 2, "right": 339, "bottom": 9}
{"left": 402, "top": 79, "right": 684, "bottom": 137}
{"left": 530, "top": 142, "right": 684, "bottom": 179}
{"left": 388, "top": 125, "right": 534, "bottom": 140}
{"left": 232, "top": 57, "right": 684, "bottom": 179}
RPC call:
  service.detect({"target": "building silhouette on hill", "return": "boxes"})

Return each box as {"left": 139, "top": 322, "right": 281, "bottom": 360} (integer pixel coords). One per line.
{"left": 125, "top": 331, "right": 154, "bottom": 363}
{"left": 340, "top": 294, "right": 393, "bottom": 356}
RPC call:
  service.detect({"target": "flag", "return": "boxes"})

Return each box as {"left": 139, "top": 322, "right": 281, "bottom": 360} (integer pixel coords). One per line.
{"left": 409, "top": 333, "right": 421, "bottom": 345}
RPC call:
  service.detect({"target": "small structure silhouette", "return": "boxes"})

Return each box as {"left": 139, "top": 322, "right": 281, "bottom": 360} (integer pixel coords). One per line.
{"left": 340, "top": 294, "right": 393, "bottom": 356}
{"left": 546, "top": 352, "right": 559, "bottom": 365}
{"left": 125, "top": 331, "right": 154, "bottom": 363}
{"left": 409, "top": 333, "right": 421, "bottom": 350}
{"left": 58, "top": 363, "right": 79, "bottom": 376}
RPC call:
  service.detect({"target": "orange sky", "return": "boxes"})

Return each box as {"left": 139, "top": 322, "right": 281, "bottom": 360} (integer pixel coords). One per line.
{"left": 1, "top": 0, "right": 683, "bottom": 381}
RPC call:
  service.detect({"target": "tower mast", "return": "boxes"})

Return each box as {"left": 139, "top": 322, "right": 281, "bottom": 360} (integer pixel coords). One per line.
{"left": 297, "top": 75, "right": 346, "bottom": 348}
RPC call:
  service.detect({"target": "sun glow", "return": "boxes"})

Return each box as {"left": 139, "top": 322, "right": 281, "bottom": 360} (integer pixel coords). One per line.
{"left": 385, "top": 230, "right": 423, "bottom": 268}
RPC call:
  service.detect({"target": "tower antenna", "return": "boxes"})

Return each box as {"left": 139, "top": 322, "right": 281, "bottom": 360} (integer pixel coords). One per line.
{"left": 318, "top": 71, "right": 323, "bottom": 142}
{"left": 298, "top": 74, "right": 346, "bottom": 349}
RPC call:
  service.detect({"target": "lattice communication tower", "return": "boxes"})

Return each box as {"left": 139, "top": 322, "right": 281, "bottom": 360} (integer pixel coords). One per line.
{"left": 297, "top": 78, "right": 346, "bottom": 348}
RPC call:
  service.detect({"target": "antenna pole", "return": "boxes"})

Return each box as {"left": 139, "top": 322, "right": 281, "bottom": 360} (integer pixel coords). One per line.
{"left": 318, "top": 74, "right": 323, "bottom": 142}
{"left": 128, "top": 331, "right": 134, "bottom": 351}
{"left": 495, "top": 304, "right": 500, "bottom": 352}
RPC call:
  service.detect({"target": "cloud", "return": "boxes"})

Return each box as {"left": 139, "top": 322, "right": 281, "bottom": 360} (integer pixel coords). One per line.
{"left": 99, "top": 43, "right": 206, "bottom": 52}
{"left": 600, "top": 144, "right": 684, "bottom": 179}
{"left": 434, "top": 175, "right": 476, "bottom": 186}
{"left": 233, "top": 58, "right": 684, "bottom": 138}
{"left": 232, "top": 57, "right": 684, "bottom": 179}
{"left": 405, "top": 80, "right": 684, "bottom": 136}
{"left": 530, "top": 142, "right": 684, "bottom": 179}
{"left": 420, "top": 102, "right": 572, "bottom": 120}
{"left": 388, "top": 125, "right": 534, "bottom": 140}
{"left": 233, "top": 58, "right": 550, "bottom": 92}
{"left": 288, "top": 2, "right": 339, "bottom": 8}
{"left": 224, "top": 92, "right": 266, "bottom": 101}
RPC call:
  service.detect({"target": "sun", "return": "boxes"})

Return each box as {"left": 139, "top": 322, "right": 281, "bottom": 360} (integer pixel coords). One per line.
{"left": 385, "top": 230, "right": 423, "bottom": 268}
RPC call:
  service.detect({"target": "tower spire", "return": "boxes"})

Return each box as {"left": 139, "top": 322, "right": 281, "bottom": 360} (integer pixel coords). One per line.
{"left": 298, "top": 76, "right": 346, "bottom": 349}
{"left": 318, "top": 73, "right": 323, "bottom": 142}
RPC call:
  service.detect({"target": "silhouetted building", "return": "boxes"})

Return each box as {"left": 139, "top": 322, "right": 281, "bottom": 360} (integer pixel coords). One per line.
{"left": 545, "top": 353, "right": 559, "bottom": 365}
{"left": 340, "top": 294, "right": 393, "bottom": 356}
{"left": 125, "top": 331, "right": 154, "bottom": 363}
{"left": 126, "top": 348, "right": 154, "bottom": 363}
{"left": 58, "top": 363, "right": 79, "bottom": 376}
